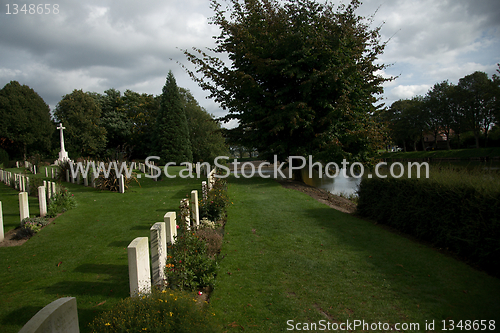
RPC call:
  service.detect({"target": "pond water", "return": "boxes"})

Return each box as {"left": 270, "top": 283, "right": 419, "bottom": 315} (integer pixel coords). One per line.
{"left": 231, "top": 165, "right": 361, "bottom": 197}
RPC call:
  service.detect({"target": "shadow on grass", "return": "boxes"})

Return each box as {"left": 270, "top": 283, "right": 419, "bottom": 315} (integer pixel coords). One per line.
{"left": 130, "top": 224, "right": 151, "bottom": 230}
{"left": 107, "top": 240, "right": 131, "bottom": 248}
{"left": 1, "top": 305, "right": 43, "bottom": 327}
{"left": 45, "top": 264, "right": 129, "bottom": 298}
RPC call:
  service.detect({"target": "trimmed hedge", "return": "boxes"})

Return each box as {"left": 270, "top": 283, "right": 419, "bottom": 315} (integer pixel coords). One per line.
{"left": 356, "top": 177, "right": 500, "bottom": 277}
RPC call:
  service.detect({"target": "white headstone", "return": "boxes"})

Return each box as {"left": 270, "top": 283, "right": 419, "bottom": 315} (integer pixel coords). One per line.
{"left": 127, "top": 237, "right": 151, "bottom": 297}
{"left": 164, "top": 212, "right": 177, "bottom": 244}
{"left": 83, "top": 174, "right": 88, "bottom": 186}
{"left": 119, "top": 174, "right": 125, "bottom": 193}
{"left": 0, "top": 201, "right": 4, "bottom": 242}
{"left": 150, "top": 222, "right": 167, "bottom": 287}
{"left": 18, "top": 297, "right": 79, "bottom": 333}
{"left": 19, "top": 192, "right": 29, "bottom": 222}
{"left": 191, "top": 190, "right": 200, "bottom": 227}
{"left": 38, "top": 186, "right": 47, "bottom": 218}
{"left": 202, "top": 181, "right": 208, "bottom": 201}
{"left": 45, "top": 167, "right": 48, "bottom": 177}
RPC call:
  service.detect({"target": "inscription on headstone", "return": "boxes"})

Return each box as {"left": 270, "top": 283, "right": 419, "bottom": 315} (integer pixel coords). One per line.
{"left": 150, "top": 222, "right": 167, "bottom": 287}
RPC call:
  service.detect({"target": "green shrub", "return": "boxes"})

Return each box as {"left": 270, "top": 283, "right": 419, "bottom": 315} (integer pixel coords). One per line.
{"left": 16, "top": 217, "right": 49, "bottom": 239}
{"left": 88, "top": 289, "right": 219, "bottom": 333}
{"left": 27, "top": 177, "right": 43, "bottom": 197}
{"left": 165, "top": 224, "right": 219, "bottom": 291}
{"left": 0, "top": 148, "right": 9, "bottom": 168}
{"left": 356, "top": 168, "right": 500, "bottom": 277}
{"left": 46, "top": 187, "right": 77, "bottom": 218}
{"left": 199, "top": 176, "right": 229, "bottom": 221}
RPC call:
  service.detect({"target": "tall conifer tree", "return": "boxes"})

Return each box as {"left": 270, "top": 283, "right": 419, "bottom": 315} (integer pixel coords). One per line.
{"left": 156, "top": 71, "right": 192, "bottom": 164}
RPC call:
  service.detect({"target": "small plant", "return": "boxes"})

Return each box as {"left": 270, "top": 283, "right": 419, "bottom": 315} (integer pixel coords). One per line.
{"left": 27, "top": 177, "right": 43, "bottom": 197}
{"left": 195, "top": 225, "right": 223, "bottom": 258}
{"left": 199, "top": 175, "right": 229, "bottom": 221}
{"left": 88, "top": 288, "right": 219, "bottom": 333}
{"left": 46, "top": 187, "right": 77, "bottom": 218}
{"left": 165, "top": 222, "right": 219, "bottom": 291}
{"left": 16, "top": 217, "right": 49, "bottom": 239}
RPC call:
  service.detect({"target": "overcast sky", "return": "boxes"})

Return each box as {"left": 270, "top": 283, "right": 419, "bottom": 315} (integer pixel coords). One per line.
{"left": 1, "top": 0, "right": 499, "bottom": 129}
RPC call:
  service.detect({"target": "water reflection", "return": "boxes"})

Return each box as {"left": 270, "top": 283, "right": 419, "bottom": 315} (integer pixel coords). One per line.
{"left": 301, "top": 168, "right": 361, "bottom": 197}
{"left": 231, "top": 165, "right": 361, "bottom": 196}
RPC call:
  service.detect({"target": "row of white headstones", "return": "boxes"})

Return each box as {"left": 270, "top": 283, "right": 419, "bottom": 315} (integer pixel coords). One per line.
{"left": 63, "top": 160, "right": 181, "bottom": 193}
{"left": 14, "top": 167, "right": 218, "bottom": 332}
{"left": 0, "top": 168, "right": 61, "bottom": 242}
{"left": 128, "top": 169, "right": 217, "bottom": 297}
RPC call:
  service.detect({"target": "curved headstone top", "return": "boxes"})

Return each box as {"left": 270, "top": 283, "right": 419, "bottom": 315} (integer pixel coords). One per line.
{"left": 18, "top": 297, "right": 79, "bottom": 333}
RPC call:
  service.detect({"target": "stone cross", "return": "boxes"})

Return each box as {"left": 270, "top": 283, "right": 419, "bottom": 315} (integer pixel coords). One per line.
{"left": 57, "top": 123, "right": 66, "bottom": 152}
{"left": 56, "top": 123, "right": 70, "bottom": 164}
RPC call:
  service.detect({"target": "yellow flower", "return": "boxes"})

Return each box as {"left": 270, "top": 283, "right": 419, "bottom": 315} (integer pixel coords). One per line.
{"left": 169, "top": 312, "right": 173, "bottom": 316}
{"left": 105, "top": 323, "right": 111, "bottom": 326}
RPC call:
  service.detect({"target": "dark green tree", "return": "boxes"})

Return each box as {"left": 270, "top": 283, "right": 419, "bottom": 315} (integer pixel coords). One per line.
{"left": 97, "top": 88, "right": 133, "bottom": 151}
{"left": 457, "top": 71, "right": 498, "bottom": 148}
{"left": 384, "top": 97, "right": 426, "bottom": 151}
{"left": 0, "top": 81, "right": 54, "bottom": 160}
{"left": 122, "top": 90, "right": 159, "bottom": 158}
{"left": 424, "top": 81, "right": 457, "bottom": 150}
{"left": 180, "top": 88, "right": 228, "bottom": 163}
{"left": 183, "top": 0, "right": 391, "bottom": 174}
{"left": 54, "top": 89, "right": 107, "bottom": 157}
{"left": 156, "top": 71, "right": 192, "bottom": 164}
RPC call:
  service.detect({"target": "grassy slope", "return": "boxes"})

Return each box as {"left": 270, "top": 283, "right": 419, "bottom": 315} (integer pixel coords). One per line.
{"left": 0, "top": 166, "right": 201, "bottom": 333}
{"left": 210, "top": 176, "right": 500, "bottom": 332}
{"left": 379, "top": 147, "right": 500, "bottom": 159}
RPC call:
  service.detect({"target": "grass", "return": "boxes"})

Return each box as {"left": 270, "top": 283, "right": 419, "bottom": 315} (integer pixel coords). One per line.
{"left": 0, "top": 166, "right": 201, "bottom": 333}
{"left": 209, "top": 176, "right": 500, "bottom": 331}
{"left": 378, "top": 147, "right": 500, "bottom": 160}
{"left": 1, "top": 167, "right": 499, "bottom": 332}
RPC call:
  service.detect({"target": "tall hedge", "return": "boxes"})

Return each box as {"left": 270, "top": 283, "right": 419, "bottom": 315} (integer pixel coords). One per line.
{"left": 356, "top": 177, "right": 500, "bottom": 277}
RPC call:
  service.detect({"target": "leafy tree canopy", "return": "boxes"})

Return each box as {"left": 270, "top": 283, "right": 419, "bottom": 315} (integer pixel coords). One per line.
{"left": 54, "top": 89, "right": 107, "bottom": 157}
{"left": 0, "top": 81, "right": 54, "bottom": 159}
{"left": 180, "top": 88, "right": 228, "bottom": 163}
{"left": 183, "top": 0, "right": 391, "bottom": 165}
{"left": 97, "top": 88, "right": 133, "bottom": 151}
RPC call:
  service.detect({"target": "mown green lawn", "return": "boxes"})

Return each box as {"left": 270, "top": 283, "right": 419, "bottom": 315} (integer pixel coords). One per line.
{"left": 379, "top": 147, "right": 500, "bottom": 160}
{"left": 1, "top": 168, "right": 499, "bottom": 332}
{"left": 0, "top": 166, "right": 201, "bottom": 333}
{"left": 209, "top": 176, "right": 500, "bottom": 332}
